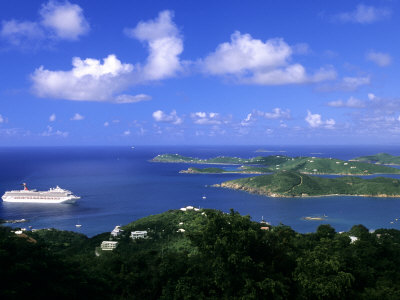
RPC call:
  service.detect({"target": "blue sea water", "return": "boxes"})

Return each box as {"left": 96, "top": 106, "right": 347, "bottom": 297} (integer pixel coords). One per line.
{"left": 1, "top": 145, "right": 400, "bottom": 237}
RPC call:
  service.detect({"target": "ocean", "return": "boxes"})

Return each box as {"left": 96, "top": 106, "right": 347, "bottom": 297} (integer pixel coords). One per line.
{"left": 1, "top": 145, "right": 400, "bottom": 237}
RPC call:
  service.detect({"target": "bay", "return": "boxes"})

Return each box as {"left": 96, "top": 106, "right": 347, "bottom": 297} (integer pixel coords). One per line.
{"left": 1, "top": 145, "right": 400, "bottom": 236}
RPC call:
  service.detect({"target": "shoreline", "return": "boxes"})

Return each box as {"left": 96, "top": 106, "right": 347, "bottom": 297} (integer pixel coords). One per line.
{"left": 214, "top": 183, "right": 400, "bottom": 198}
{"left": 179, "top": 168, "right": 400, "bottom": 176}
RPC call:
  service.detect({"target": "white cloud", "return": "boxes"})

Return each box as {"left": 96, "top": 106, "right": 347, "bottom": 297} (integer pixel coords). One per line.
{"left": 327, "top": 96, "right": 365, "bottom": 108}
{"left": 70, "top": 113, "right": 84, "bottom": 121}
{"left": 152, "top": 110, "right": 182, "bottom": 125}
{"left": 368, "top": 93, "right": 376, "bottom": 100}
{"left": 41, "top": 125, "right": 68, "bottom": 137}
{"left": 366, "top": 51, "right": 392, "bottom": 67}
{"left": 203, "top": 32, "right": 291, "bottom": 75}
{"left": 305, "top": 110, "right": 335, "bottom": 129}
{"left": 39, "top": 0, "right": 89, "bottom": 40}
{"left": 125, "top": 10, "right": 183, "bottom": 80}
{"left": 191, "top": 112, "right": 222, "bottom": 125}
{"left": 264, "top": 108, "right": 291, "bottom": 119}
{"left": 201, "top": 31, "right": 336, "bottom": 85}
{"left": 104, "top": 121, "right": 109, "bottom": 127}
{"left": 341, "top": 76, "right": 370, "bottom": 90}
{"left": 334, "top": 5, "right": 391, "bottom": 24}
{"left": 0, "top": 20, "right": 45, "bottom": 47}
{"left": 31, "top": 54, "right": 135, "bottom": 102}
{"left": 49, "top": 113, "right": 56, "bottom": 122}
{"left": 123, "top": 130, "right": 131, "bottom": 136}
{"left": 0, "top": 114, "right": 5, "bottom": 123}
{"left": 0, "top": 1, "right": 89, "bottom": 47}
{"left": 31, "top": 11, "right": 183, "bottom": 102}
{"left": 241, "top": 108, "right": 291, "bottom": 126}
{"left": 114, "top": 94, "right": 151, "bottom": 103}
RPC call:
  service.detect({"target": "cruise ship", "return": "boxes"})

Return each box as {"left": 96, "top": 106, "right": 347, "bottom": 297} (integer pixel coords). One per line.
{"left": 1, "top": 183, "right": 80, "bottom": 203}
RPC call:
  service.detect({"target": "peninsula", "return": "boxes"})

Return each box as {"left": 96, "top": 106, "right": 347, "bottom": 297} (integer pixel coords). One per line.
{"left": 352, "top": 153, "right": 400, "bottom": 165}
{"left": 154, "top": 153, "right": 400, "bottom": 175}
{"left": 215, "top": 171, "right": 400, "bottom": 198}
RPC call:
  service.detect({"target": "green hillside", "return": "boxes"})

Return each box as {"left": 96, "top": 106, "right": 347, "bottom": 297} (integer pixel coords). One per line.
{"left": 152, "top": 153, "right": 290, "bottom": 165}
{"left": 352, "top": 153, "right": 400, "bottom": 165}
{"left": 218, "top": 171, "right": 400, "bottom": 197}
{"left": 154, "top": 153, "right": 400, "bottom": 175}
{"left": 4, "top": 210, "right": 400, "bottom": 298}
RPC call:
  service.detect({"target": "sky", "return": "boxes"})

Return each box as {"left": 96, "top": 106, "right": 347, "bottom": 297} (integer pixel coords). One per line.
{"left": 1, "top": 0, "right": 400, "bottom": 146}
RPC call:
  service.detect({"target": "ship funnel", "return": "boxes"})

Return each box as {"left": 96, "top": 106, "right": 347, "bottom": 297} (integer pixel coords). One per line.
{"left": 22, "top": 183, "right": 28, "bottom": 191}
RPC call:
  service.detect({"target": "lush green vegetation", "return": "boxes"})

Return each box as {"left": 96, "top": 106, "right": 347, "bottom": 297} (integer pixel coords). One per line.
{"left": 353, "top": 153, "right": 400, "bottom": 165}
{"left": 3, "top": 209, "right": 400, "bottom": 299}
{"left": 180, "top": 167, "right": 228, "bottom": 173}
{"left": 153, "top": 153, "right": 290, "bottom": 165}
{"left": 219, "top": 171, "right": 400, "bottom": 197}
{"left": 154, "top": 153, "right": 400, "bottom": 175}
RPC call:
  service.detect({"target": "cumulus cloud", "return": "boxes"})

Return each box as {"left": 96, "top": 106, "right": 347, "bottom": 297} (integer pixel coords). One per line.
{"left": 104, "top": 121, "right": 109, "bottom": 127}
{"left": 124, "top": 10, "right": 183, "bottom": 80}
{"left": 333, "top": 5, "right": 391, "bottom": 24}
{"left": 152, "top": 110, "right": 183, "bottom": 125}
{"left": 0, "top": 114, "right": 5, "bottom": 123}
{"left": 305, "top": 110, "right": 335, "bottom": 129}
{"left": 327, "top": 96, "right": 365, "bottom": 108}
{"left": 123, "top": 130, "right": 131, "bottom": 136}
{"left": 70, "top": 113, "right": 84, "bottom": 121}
{"left": 1, "top": 1, "right": 89, "bottom": 47}
{"left": 40, "top": 0, "right": 89, "bottom": 40}
{"left": 191, "top": 112, "right": 222, "bottom": 125}
{"left": 31, "top": 11, "right": 182, "bottom": 102}
{"left": 31, "top": 54, "right": 138, "bottom": 102}
{"left": 41, "top": 125, "right": 68, "bottom": 137}
{"left": 201, "top": 31, "right": 336, "bottom": 85}
{"left": 49, "top": 113, "right": 56, "bottom": 122}
{"left": 366, "top": 51, "right": 392, "bottom": 67}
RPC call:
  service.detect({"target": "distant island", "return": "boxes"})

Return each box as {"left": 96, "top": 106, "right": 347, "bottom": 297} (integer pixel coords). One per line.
{"left": 154, "top": 153, "right": 400, "bottom": 175}
{"left": 215, "top": 171, "right": 400, "bottom": 198}
{"left": 352, "top": 153, "right": 400, "bottom": 165}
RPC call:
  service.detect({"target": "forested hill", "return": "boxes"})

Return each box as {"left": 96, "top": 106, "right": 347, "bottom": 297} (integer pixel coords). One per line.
{"left": 217, "top": 171, "right": 400, "bottom": 197}
{"left": 2, "top": 209, "right": 400, "bottom": 299}
{"left": 352, "top": 153, "right": 400, "bottom": 165}
{"left": 153, "top": 153, "right": 400, "bottom": 175}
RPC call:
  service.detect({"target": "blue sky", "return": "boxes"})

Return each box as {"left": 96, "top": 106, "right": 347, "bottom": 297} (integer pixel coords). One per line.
{"left": 1, "top": 0, "right": 400, "bottom": 145}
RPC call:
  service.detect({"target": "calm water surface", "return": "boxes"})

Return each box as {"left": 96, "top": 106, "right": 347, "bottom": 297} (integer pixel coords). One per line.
{"left": 1, "top": 145, "right": 400, "bottom": 236}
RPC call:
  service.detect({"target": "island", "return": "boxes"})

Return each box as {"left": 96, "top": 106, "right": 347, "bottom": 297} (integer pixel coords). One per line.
{"left": 352, "top": 153, "right": 400, "bottom": 165}
{"left": 153, "top": 153, "right": 289, "bottom": 165}
{"left": 215, "top": 171, "right": 400, "bottom": 197}
{"left": 155, "top": 153, "right": 400, "bottom": 175}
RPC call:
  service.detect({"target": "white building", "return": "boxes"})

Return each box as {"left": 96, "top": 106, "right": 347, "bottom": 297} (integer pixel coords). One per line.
{"left": 101, "top": 241, "right": 118, "bottom": 251}
{"left": 131, "top": 230, "right": 148, "bottom": 239}
{"left": 111, "top": 225, "right": 123, "bottom": 237}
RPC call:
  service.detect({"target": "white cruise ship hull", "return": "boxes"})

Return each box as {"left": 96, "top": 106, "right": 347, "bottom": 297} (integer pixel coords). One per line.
{"left": 1, "top": 185, "right": 80, "bottom": 204}
{"left": 1, "top": 195, "right": 80, "bottom": 204}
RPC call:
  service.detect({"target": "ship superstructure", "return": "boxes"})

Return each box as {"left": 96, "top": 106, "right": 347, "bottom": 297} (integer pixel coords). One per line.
{"left": 1, "top": 183, "right": 80, "bottom": 203}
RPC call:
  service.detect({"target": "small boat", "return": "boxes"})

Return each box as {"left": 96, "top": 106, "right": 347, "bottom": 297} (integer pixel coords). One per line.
{"left": 202, "top": 195, "right": 207, "bottom": 199}
{"left": 75, "top": 224, "right": 82, "bottom": 228}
